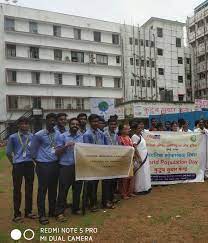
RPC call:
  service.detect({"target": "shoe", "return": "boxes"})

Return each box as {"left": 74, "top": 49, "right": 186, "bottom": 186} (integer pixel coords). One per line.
{"left": 104, "top": 202, "right": 116, "bottom": 209}
{"left": 12, "top": 216, "right": 24, "bottom": 223}
{"left": 39, "top": 217, "right": 49, "bottom": 225}
{"left": 72, "top": 210, "right": 82, "bottom": 215}
{"left": 25, "top": 213, "right": 38, "bottom": 219}
{"left": 91, "top": 206, "right": 99, "bottom": 212}
{"left": 56, "top": 214, "right": 67, "bottom": 222}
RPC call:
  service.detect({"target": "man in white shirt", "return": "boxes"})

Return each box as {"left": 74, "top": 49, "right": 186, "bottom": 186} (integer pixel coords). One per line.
{"left": 194, "top": 119, "right": 208, "bottom": 134}
{"left": 179, "top": 120, "right": 192, "bottom": 133}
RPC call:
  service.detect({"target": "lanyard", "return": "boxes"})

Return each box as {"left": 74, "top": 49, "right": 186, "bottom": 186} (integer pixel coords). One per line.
{"left": 47, "top": 131, "right": 56, "bottom": 148}
{"left": 106, "top": 131, "right": 116, "bottom": 145}
{"left": 18, "top": 132, "right": 29, "bottom": 153}
{"left": 92, "top": 130, "right": 99, "bottom": 144}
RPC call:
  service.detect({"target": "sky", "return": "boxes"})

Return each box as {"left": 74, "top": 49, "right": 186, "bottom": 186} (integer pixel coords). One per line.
{"left": 0, "top": 0, "right": 204, "bottom": 25}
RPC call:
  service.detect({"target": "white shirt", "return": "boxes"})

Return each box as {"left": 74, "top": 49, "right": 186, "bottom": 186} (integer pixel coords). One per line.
{"left": 179, "top": 128, "right": 193, "bottom": 133}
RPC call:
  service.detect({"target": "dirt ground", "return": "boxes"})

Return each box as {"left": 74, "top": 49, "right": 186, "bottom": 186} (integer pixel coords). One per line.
{"left": 1, "top": 156, "right": 208, "bottom": 243}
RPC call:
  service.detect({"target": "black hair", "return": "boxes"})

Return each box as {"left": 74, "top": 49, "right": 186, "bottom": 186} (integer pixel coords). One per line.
{"left": 46, "top": 113, "right": 57, "bottom": 120}
{"left": 110, "top": 114, "right": 118, "bottom": 120}
{"left": 118, "top": 123, "right": 129, "bottom": 136}
{"left": 151, "top": 117, "right": 156, "bottom": 122}
{"left": 88, "top": 114, "right": 100, "bottom": 122}
{"left": 56, "top": 113, "right": 67, "bottom": 119}
{"left": 108, "top": 118, "right": 117, "bottom": 124}
{"left": 98, "top": 116, "right": 105, "bottom": 122}
{"left": 171, "top": 121, "right": 178, "bottom": 127}
{"left": 77, "top": 113, "right": 87, "bottom": 119}
{"left": 69, "top": 117, "right": 80, "bottom": 125}
{"left": 17, "top": 117, "right": 29, "bottom": 125}
{"left": 178, "top": 119, "right": 185, "bottom": 128}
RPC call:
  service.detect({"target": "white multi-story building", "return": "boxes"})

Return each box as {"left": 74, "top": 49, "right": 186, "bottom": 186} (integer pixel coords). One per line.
{"left": 0, "top": 4, "right": 192, "bottom": 133}
{"left": 0, "top": 3, "right": 122, "bottom": 129}
{"left": 187, "top": 0, "right": 208, "bottom": 100}
{"left": 122, "top": 18, "right": 189, "bottom": 102}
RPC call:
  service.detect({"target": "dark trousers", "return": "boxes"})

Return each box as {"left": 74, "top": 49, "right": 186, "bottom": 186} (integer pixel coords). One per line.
{"left": 12, "top": 162, "right": 34, "bottom": 218}
{"left": 36, "top": 162, "right": 59, "bottom": 217}
{"left": 87, "top": 180, "right": 99, "bottom": 207}
{"left": 102, "top": 179, "right": 113, "bottom": 206}
{"left": 56, "top": 165, "right": 82, "bottom": 215}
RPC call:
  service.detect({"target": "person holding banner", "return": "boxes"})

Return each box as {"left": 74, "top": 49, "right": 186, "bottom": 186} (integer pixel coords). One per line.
{"left": 131, "top": 122, "right": 151, "bottom": 194}
{"left": 179, "top": 120, "right": 192, "bottom": 133}
{"left": 77, "top": 113, "right": 88, "bottom": 135}
{"left": 83, "top": 114, "right": 108, "bottom": 212}
{"left": 194, "top": 119, "right": 208, "bottom": 134}
{"left": 6, "top": 117, "right": 37, "bottom": 223}
{"left": 117, "top": 123, "right": 136, "bottom": 199}
{"left": 55, "top": 118, "right": 83, "bottom": 222}
{"left": 30, "top": 113, "right": 60, "bottom": 225}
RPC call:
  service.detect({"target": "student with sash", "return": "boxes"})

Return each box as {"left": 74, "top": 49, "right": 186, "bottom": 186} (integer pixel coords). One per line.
{"left": 30, "top": 113, "right": 60, "bottom": 225}
{"left": 6, "top": 117, "right": 37, "bottom": 223}
{"left": 54, "top": 113, "right": 68, "bottom": 134}
{"left": 131, "top": 122, "right": 151, "bottom": 194}
{"left": 55, "top": 118, "right": 83, "bottom": 222}
{"left": 83, "top": 114, "right": 108, "bottom": 212}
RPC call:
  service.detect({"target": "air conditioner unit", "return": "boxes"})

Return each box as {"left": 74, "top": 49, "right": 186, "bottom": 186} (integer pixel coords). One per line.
{"left": 65, "top": 56, "right": 70, "bottom": 62}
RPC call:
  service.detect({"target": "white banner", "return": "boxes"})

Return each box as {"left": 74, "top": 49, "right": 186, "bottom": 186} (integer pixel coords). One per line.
{"left": 90, "top": 98, "right": 115, "bottom": 119}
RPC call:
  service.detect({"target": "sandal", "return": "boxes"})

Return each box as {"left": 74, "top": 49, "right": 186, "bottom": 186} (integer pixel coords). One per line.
{"left": 56, "top": 214, "right": 67, "bottom": 222}
{"left": 39, "top": 217, "right": 49, "bottom": 225}
{"left": 25, "top": 213, "right": 38, "bottom": 219}
{"left": 12, "top": 216, "right": 24, "bottom": 223}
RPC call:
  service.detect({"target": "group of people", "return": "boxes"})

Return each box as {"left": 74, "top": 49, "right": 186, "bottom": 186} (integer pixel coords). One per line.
{"left": 6, "top": 113, "right": 152, "bottom": 225}
{"left": 149, "top": 117, "right": 208, "bottom": 133}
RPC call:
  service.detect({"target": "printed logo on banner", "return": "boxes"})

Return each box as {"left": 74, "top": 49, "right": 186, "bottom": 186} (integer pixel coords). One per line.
{"left": 190, "top": 135, "right": 197, "bottom": 142}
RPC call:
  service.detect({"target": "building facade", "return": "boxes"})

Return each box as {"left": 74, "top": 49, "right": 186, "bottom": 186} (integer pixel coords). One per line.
{"left": 187, "top": 0, "right": 208, "bottom": 100}
{"left": 0, "top": 3, "right": 123, "bottom": 128}
{"left": 0, "top": 4, "right": 192, "bottom": 131}
{"left": 122, "top": 18, "right": 190, "bottom": 102}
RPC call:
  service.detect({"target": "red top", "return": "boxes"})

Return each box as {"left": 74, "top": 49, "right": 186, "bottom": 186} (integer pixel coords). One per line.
{"left": 118, "top": 135, "right": 133, "bottom": 147}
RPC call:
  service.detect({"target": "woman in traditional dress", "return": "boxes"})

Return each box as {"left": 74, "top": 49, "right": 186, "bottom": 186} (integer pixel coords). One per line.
{"left": 131, "top": 121, "right": 152, "bottom": 195}
{"left": 117, "top": 123, "right": 136, "bottom": 199}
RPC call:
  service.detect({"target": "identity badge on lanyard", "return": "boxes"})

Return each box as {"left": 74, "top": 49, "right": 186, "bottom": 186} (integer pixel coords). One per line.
{"left": 48, "top": 132, "right": 55, "bottom": 154}
{"left": 18, "top": 132, "right": 29, "bottom": 158}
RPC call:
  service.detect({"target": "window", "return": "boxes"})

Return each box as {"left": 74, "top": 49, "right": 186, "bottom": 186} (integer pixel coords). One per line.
{"left": 142, "top": 79, "right": 146, "bottom": 87}
{"left": 178, "top": 57, "right": 183, "bottom": 64}
{"left": 147, "top": 79, "right": 151, "bottom": 87}
{"left": 158, "top": 68, "right": 164, "bottom": 75}
{"left": 29, "top": 22, "right": 38, "bottom": 33}
{"left": 112, "top": 34, "right": 119, "bottom": 44}
{"left": 54, "top": 49, "right": 62, "bottom": 61}
{"left": 130, "top": 79, "right": 134, "bottom": 86}
{"left": 53, "top": 25, "right": 61, "bottom": 37}
{"left": 146, "top": 60, "right": 150, "bottom": 67}
{"left": 151, "top": 41, "right": 154, "bottom": 47}
{"left": 141, "top": 60, "right": 144, "bottom": 67}
{"left": 178, "top": 76, "right": 183, "bottom": 83}
{"left": 176, "top": 38, "right": 181, "bottom": 48}
{"left": 114, "top": 78, "right": 120, "bottom": 88}
{"left": 116, "top": 56, "right": 120, "bottom": 64}
{"left": 136, "top": 59, "right": 139, "bottom": 66}
{"left": 145, "top": 40, "right": 149, "bottom": 47}
{"left": 96, "top": 76, "right": 103, "bottom": 87}
{"left": 135, "top": 38, "right": 138, "bottom": 45}
{"left": 157, "top": 27, "right": 163, "bottom": 37}
{"left": 54, "top": 73, "right": 63, "bottom": 85}
{"left": 96, "top": 54, "right": 108, "bottom": 65}
{"left": 76, "top": 75, "right": 83, "bottom": 86}
{"left": 140, "top": 39, "right": 144, "bottom": 46}
{"left": 30, "top": 47, "right": 39, "bottom": 59}
{"left": 71, "top": 51, "right": 84, "bottom": 63}
{"left": 32, "top": 97, "right": 41, "bottom": 108}
{"left": 130, "top": 58, "right": 134, "bottom": 65}
{"left": 8, "top": 96, "right": 18, "bottom": 109}
{"left": 186, "top": 58, "right": 190, "bottom": 64}
{"left": 55, "top": 97, "right": 64, "bottom": 109}
{"left": 31, "top": 72, "right": 40, "bottom": 84}
{"left": 187, "top": 74, "right": 191, "bottom": 80}
{"left": 5, "top": 17, "right": 15, "bottom": 31}
{"left": 6, "top": 44, "right": 16, "bottom": 57}
{"left": 94, "top": 31, "right": 101, "bottom": 42}
{"left": 129, "top": 37, "right": 133, "bottom": 45}
{"left": 151, "top": 60, "right": 155, "bottom": 68}
{"left": 74, "top": 28, "right": 81, "bottom": 40}
{"left": 152, "top": 78, "right": 156, "bottom": 87}
{"left": 76, "top": 98, "right": 84, "bottom": 110}
{"left": 7, "top": 70, "right": 16, "bottom": 82}
{"left": 189, "top": 25, "right": 195, "bottom": 33}
{"left": 178, "top": 95, "right": 184, "bottom": 101}
{"left": 157, "top": 48, "right": 163, "bottom": 56}
{"left": 136, "top": 79, "right": 140, "bottom": 86}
